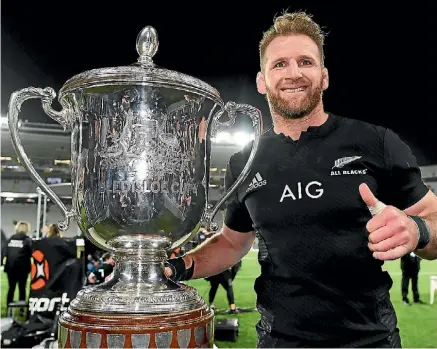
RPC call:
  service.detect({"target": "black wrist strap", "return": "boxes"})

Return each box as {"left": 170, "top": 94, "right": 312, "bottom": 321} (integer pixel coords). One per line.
{"left": 409, "top": 215, "right": 431, "bottom": 249}
{"left": 166, "top": 255, "right": 195, "bottom": 282}
{"left": 185, "top": 257, "right": 195, "bottom": 280}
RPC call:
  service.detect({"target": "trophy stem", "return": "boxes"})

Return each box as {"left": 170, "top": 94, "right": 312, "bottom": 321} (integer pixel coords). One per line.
{"left": 108, "top": 235, "right": 178, "bottom": 292}
{"left": 111, "top": 241, "right": 169, "bottom": 289}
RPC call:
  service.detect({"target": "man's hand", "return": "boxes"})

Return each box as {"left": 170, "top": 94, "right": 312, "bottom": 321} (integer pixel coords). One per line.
{"left": 164, "top": 255, "right": 194, "bottom": 281}
{"left": 359, "top": 183, "right": 419, "bottom": 260}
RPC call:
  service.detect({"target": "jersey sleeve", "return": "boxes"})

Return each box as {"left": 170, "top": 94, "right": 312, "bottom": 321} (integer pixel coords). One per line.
{"left": 378, "top": 128, "right": 429, "bottom": 210}
{"left": 223, "top": 156, "right": 254, "bottom": 233}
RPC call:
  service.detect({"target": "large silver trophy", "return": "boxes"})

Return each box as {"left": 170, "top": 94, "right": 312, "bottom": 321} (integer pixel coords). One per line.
{"left": 8, "top": 26, "right": 261, "bottom": 348}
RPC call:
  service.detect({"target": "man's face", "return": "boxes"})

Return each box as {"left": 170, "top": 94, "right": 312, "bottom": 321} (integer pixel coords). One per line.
{"left": 257, "top": 34, "right": 329, "bottom": 119}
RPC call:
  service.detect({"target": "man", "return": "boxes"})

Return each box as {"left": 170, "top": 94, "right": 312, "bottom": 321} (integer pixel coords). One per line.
{"left": 166, "top": 11, "right": 437, "bottom": 348}
{"left": 400, "top": 252, "right": 424, "bottom": 305}
{"left": 88, "top": 252, "right": 115, "bottom": 284}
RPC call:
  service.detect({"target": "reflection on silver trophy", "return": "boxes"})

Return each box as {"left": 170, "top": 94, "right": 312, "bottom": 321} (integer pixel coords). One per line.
{"left": 7, "top": 25, "right": 262, "bottom": 347}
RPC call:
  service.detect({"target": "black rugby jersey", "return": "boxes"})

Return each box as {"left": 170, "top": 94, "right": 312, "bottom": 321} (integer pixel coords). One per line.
{"left": 94, "top": 263, "right": 114, "bottom": 284}
{"left": 224, "top": 113, "right": 429, "bottom": 346}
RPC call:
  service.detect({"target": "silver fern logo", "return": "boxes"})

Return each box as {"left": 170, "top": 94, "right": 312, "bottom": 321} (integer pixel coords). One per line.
{"left": 331, "top": 156, "right": 367, "bottom": 176}
{"left": 332, "top": 156, "right": 362, "bottom": 169}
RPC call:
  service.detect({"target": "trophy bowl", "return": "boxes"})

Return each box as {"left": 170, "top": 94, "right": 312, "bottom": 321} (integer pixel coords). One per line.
{"left": 7, "top": 26, "right": 262, "bottom": 348}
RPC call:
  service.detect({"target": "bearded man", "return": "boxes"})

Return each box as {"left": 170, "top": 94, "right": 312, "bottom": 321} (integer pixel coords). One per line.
{"left": 166, "top": 11, "right": 437, "bottom": 348}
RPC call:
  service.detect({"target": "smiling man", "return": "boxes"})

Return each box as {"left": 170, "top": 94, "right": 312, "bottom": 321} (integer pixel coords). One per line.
{"left": 166, "top": 11, "right": 437, "bottom": 348}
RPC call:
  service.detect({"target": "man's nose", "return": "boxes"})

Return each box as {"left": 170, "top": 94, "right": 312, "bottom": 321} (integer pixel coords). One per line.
{"left": 286, "top": 61, "right": 303, "bottom": 79}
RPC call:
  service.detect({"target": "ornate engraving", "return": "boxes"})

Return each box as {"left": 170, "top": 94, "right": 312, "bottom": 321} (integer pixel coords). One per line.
{"left": 60, "top": 66, "right": 221, "bottom": 104}
{"left": 76, "top": 86, "right": 206, "bottom": 236}
{"left": 77, "top": 289, "right": 200, "bottom": 305}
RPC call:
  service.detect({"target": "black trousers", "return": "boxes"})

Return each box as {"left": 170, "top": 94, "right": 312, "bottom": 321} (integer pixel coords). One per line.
{"left": 208, "top": 270, "right": 235, "bottom": 305}
{"left": 401, "top": 271, "right": 419, "bottom": 302}
{"left": 7, "top": 272, "right": 28, "bottom": 305}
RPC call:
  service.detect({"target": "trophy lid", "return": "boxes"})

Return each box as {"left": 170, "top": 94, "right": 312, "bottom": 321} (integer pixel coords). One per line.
{"left": 58, "top": 26, "right": 221, "bottom": 104}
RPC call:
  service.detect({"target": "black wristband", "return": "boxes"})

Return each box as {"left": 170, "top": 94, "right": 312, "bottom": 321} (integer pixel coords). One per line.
{"left": 409, "top": 215, "right": 431, "bottom": 249}
{"left": 166, "top": 256, "right": 195, "bottom": 282}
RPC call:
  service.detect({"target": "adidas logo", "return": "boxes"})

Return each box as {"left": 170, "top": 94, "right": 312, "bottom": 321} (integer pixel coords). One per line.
{"left": 246, "top": 172, "right": 267, "bottom": 192}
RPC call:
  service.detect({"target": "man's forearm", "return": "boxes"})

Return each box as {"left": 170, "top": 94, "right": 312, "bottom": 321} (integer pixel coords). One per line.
{"left": 416, "top": 213, "right": 437, "bottom": 260}
{"left": 185, "top": 232, "right": 253, "bottom": 279}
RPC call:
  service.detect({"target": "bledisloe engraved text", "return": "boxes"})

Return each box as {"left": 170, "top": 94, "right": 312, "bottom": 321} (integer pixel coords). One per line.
{"left": 103, "top": 179, "right": 196, "bottom": 195}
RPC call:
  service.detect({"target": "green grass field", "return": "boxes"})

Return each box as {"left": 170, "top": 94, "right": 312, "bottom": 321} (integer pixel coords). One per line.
{"left": 2, "top": 250, "right": 436, "bottom": 348}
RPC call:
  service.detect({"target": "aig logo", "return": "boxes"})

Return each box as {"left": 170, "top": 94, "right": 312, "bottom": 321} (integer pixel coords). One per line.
{"left": 279, "top": 181, "right": 324, "bottom": 202}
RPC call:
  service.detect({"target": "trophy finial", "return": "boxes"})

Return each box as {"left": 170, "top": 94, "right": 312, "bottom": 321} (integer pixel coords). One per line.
{"left": 136, "top": 26, "right": 159, "bottom": 65}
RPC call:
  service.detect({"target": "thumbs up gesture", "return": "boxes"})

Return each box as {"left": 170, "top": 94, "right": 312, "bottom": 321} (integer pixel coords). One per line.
{"left": 359, "top": 183, "right": 419, "bottom": 261}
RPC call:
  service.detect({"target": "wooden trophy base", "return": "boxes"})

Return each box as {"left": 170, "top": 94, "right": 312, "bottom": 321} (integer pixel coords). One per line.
{"left": 58, "top": 306, "right": 214, "bottom": 348}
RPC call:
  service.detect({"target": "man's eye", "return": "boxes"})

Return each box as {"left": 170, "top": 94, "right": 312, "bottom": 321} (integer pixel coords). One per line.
{"left": 300, "top": 59, "right": 312, "bottom": 66}
{"left": 274, "top": 61, "right": 286, "bottom": 68}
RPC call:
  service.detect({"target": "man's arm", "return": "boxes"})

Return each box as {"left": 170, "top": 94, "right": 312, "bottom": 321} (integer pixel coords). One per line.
{"left": 404, "top": 190, "right": 437, "bottom": 260}
{"left": 368, "top": 128, "right": 437, "bottom": 260}
{"left": 181, "top": 224, "right": 255, "bottom": 279}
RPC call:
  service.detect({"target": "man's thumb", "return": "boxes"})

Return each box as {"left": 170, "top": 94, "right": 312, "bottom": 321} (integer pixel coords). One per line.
{"left": 359, "top": 183, "right": 378, "bottom": 207}
{"left": 359, "top": 183, "right": 386, "bottom": 216}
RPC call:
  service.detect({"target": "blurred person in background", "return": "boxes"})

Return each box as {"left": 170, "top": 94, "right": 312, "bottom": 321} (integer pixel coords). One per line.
{"left": 87, "top": 252, "right": 115, "bottom": 284}
{"left": 206, "top": 260, "right": 242, "bottom": 314}
{"left": 198, "top": 228, "right": 241, "bottom": 313}
{"left": 400, "top": 252, "right": 425, "bottom": 305}
{"left": 46, "top": 224, "right": 60, "bottom": 238}
{"left": 1, "top": 229, "right": 7, "bottom": 266}
{"left": 40, "top": 225, "right": 50, "bottom": 238}
{"left": 4, "top": 221, "right": 32, "bottom": 306}
{"left": 40, "top": 223, "right": 77, "bottom": 265}
{"left": 86, "top": 254, "right": 99, "bottom": 275}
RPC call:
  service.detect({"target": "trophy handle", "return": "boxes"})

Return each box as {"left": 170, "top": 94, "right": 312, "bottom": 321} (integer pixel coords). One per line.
{"left": 204, "top": 101, "right": 263, "bottom": 230}
{"left": 7, "top": 87, "right": 74, "bottom": 231}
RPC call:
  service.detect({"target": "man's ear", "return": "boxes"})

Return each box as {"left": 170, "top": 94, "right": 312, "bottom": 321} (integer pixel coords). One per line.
{"left": 256, "top": 72, "right": 267, "bottom": 94}
{"left": 322, "top": 67, "right": 329, "bottom": 90}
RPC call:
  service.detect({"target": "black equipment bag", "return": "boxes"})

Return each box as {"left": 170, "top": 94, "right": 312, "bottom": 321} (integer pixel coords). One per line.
{"left": 214, "top": 318, "right": 239, "bottom": 342}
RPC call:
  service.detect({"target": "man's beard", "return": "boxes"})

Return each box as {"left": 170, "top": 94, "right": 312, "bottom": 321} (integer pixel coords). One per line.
{"left": 266, "top": 79, "right": 323, "bottom": 120}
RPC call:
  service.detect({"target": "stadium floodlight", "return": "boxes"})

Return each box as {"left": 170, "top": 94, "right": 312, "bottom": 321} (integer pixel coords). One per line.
{"left": 1, "top": 116, "right": 21, "bottom": 128}
{"left": 233, "top": 131, "right": 254, "bottom": 147}
{"left": 212, "top": 131, "right": 254, "bottom": 147}
{"left": 213, "top": 131, "right": 231, "bottom": 143}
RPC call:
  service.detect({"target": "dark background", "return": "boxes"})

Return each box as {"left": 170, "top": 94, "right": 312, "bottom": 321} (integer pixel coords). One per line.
{"left": 2, "top": 0, "right": 436, "bottom": 164}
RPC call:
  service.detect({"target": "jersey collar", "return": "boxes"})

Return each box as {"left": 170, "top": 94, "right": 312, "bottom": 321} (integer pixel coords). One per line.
{"left": 264, "top": 112, "right": 339, "bottom": 142}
